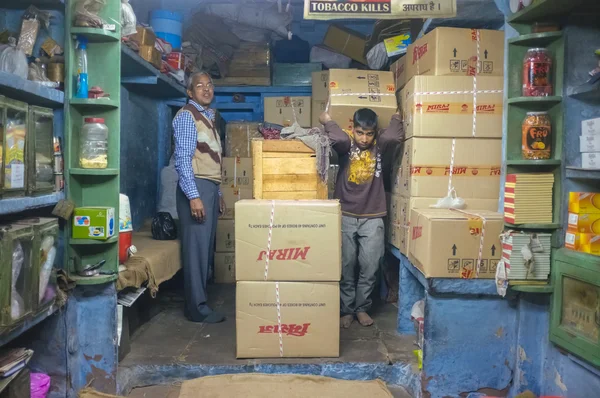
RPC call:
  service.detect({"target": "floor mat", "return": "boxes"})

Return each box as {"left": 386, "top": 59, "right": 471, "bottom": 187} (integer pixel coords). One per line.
{"left": 179, "top": 374, "right": 394, "bottom": 398}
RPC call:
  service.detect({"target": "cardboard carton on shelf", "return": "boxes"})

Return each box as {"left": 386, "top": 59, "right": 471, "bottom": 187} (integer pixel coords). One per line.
{"left": 405, "top": 27, "right": 505, "bottom": 83}
{"left": 568, "top": 212, "right": 600, "bottom": 234}
{"left": 328, "top": 69, "right": 397, "bottom": 131}
{"left": 409, "top": 209, "right": 503, "bottom": 278}
{"left": 222, "top": 157, "right": 253, "bottom": 188}
{"left": 401, "top": 76, "right": 504, "bottom": 139}
{"left": 581, "top": 153, "right": 600, "bottom": 169}
{"left": 236, "top": 281, "right": 340, "bottom": 358}
{"left": 568, "top": 192, "right": 600, "bottom": 215}
{"left": 311, "top": 99, "right": 327, "bottom": 128}
{"left": 220, "top": 187, "right": 253, "bottom": 220}
{"left": 214, "top": 252, "right": 235, "bottom": 283}
{"left": 235, "top": 200, "right": 341, "bottom": 281}
{"left": 216, "top": 219, "right": 235, "bottom": 252}
{"left": 323, "top": 25, "right": 368, "bottom": 65}
{"left": 565, "top": 232, "right": 600, "bottom": 256}
{"left": 139, "top": 45, "right": 162, "bottom": 69}
{"left": 394, "top": 137, "right": 502, "bottom": 199}
{"left": 582, "top": 117, "right": 600, "bottom": 136}
{"left": 225, "top": 122, "right": 262, "bottom": 158}
{"left": 227, "top": 42, "right": 271, "bottom": 78}
{"left": 390, "top": 56, "right": 407, "bottom": 91}
{"left": 264, "top": 96, "right": 311, "bottom": 128}
{"left": 132, "top": 26, "right": 157, "bottom": 47}
{"left": 580, "top": 135, "right": 600, "bottom": 152}
{"left": 312, "top": 71, "right": 329, "bottom": 101}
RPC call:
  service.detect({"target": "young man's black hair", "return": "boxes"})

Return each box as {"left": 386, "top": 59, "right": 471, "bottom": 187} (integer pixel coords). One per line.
{"left": 353, "top": 108, "right": 378, "bottom": 131}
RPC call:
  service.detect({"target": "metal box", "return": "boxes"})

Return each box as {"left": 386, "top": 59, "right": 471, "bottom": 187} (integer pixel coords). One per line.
{"left": 27, "top": 106, "right": 55, "bottom": 195}
{"left": 0, "top": 96, "right": 29, "bottom": 198}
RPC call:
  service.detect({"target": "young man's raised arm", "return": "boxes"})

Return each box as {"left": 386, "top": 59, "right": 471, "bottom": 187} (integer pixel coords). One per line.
{"left": 320, "top": 112, "right": 351, "bottom": 155}
{"left": 378, "top": 113, "right": 404, "bottom": 149}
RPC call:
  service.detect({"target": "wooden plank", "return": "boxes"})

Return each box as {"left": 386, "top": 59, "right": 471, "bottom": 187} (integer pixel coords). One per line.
{"left": 262, "top": 152, "right": 314, "bottom": 158}
{"left": 263, "top": 174, "right": 318, "bottom": 192}
{"left": 260, "top": 139, "right": 314, "bottom": 153}
{"left": 316, "top": 178, "right": 328, "bottom": 200}
{"left": 262, "top": 191, "right": 318, "bottom": 200}
{"left": 252, "top": 140, "right": 263, "bottom": 199}
{"left": 263, "top": 158, "right": 316, "bottom": 175}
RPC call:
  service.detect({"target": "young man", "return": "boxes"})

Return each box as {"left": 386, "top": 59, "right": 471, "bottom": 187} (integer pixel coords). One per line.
{"left": 319, "top": 108, "right": 403, "bottom": 328}
{"left": 173, "top": 71, "right": 226, "bottom": 323}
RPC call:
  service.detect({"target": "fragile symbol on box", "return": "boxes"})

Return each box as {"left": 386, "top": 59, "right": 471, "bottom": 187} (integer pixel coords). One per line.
{"left": 478, "top": 259, "right": 488, "bottom": 272}
{"left": 450, "top": 59, "right": 460, "bottom": 72}
{"left": 461, "top": 259, "right": 475, "bottom": 279}
{"left": 483, "top": 61, "right": 493, "bottom": 73}
{"left": 447, "top": 259, "right": 460, "bottom": 273}
{"left": 490, "top": 259, "right": 499, "bottom": 272}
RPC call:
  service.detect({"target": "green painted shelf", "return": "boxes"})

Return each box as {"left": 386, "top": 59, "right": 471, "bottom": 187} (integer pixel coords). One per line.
{"left": 70, "top": 98, "right": 119, "bottom": 109}
{"left": 509, "top": 283, "right": 553, "bottom": 293}
{"left": 69, "top": 274, "right": 118, "bottom": 285}
{"left": 506, "top": 159, "right": 562, "bottom": 166}
{"left": 69, "top": 168, "right": 119, "bottom": 176}
{"left": 70, "top": 27, "right": 119, "bottom": 43}
{"left": 69, "top": 236, "right": 118, "bottom": 245}
{"left": 508, "top": 31, "right": 563, "bottom": 46}
{"left": 556, "top": 248, "right": 600, "bottom": 267}
{"left": 507, "top": 96, "right": 562, "bottom": 107}
{"left": 504, "top": 222, "right": 561, "bottom": 230}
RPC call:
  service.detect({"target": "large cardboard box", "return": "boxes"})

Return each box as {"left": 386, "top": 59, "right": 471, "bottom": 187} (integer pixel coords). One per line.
{"left": 235, "top": 200, "right": 341, "bottom": 281}
{"left": 220, "top": 187, "right": 253, "bottom": 219}
{"left": 222, "top": 157, "right": 253, "bottom": 188}
{"left": 225, "top": 122, "right": 262, "bottom": 158}
{"left": 214, "top": 252, "right": 235, "bottom": 283}
{"left": 264, "top": 96, "right": 311, "bottom": 128}
{"left": 236, "top": 281, "right": 340, "bottom": 358}
{"left": 390, "top": 56, "right": 407, "bottom": 91}
{"left": 405, "top": 27, "right": 505, "bottom": 83}
{"left": 409, "top": 209, "right": 503, "bottom": 278}
{"left": 323, "top": 25, "right": 367, "bottom": 65}
{"left": 311, "top": 100, "right": 327, "bottom": 127}
{"left": 216, "top": 219, "right": 235, "bottom": 252}
{"left": 328, "top": 69, "right": 397, "bottom": 131}
{"left": 312, "top": 71, "right": 329, "bottom": 101}
{"left": 395, "top": 137, "right": 502, "bottom": 199}
{"left": 401, "top": 76, "right": 504, "bottom": 139}
{"left": 228, "top": 42, "right": 271, "bottom": 78}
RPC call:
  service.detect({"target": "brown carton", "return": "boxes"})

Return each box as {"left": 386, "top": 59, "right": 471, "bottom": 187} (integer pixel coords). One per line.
{"left": 406, "top": 27, "right": 505, "bottom": 83}
{"left": 395, "top": 137, "right": 502, "bottom": 199}
{"left": 228, "top": 42, "right": 271, "bottom": 78}
{"left": 311, "top": 100, "right": 327, "bottom": 128}
{"left": 225, "top": 122, "right": 262, "bottom": 158}
{"left": 133, "top": 26, "right": 157, "bottom": 46}
{"left": 220, "top": 187, "right": 253, "bottom": 220}
{"left": 409, "top": 209, "right": 503, "bottom": 278}
{"left": 264, "top": 96, "right": 311, "bottom": 128}
{"left": 216, "top": 219, "right": 235, "bottom": 252}
{"left": 214, "top": 252, "right": 235, "bottom": 283}
{"left": 139, "top": 45, "right": 162, "bottom": 69}
{"left": 222, "top": 157, "right": 253, "bottom": 188}
{"left": 312, "top": 71, "right": 329, "bottom": 101}
{"left": 401, "top": 76, "right": 504, "bottom": 139}
{"left": 328, "top": 69, "right": 397, "bottom": 131}
{"left": 235, "top": 200, "right": 341, "bottom": 281}
{"left": 236, "top": 281, "right": 340, "bottom": 358}
{"left": 323, "top": 25, "right": 367, "bottom": 65}
{"left": 390, "top": 56, "right": 407, "bottom": 91}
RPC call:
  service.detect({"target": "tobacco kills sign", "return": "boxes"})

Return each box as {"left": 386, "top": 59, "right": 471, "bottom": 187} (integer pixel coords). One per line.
{"left": 303, "top": 0, "right": 457, "bottom": 20}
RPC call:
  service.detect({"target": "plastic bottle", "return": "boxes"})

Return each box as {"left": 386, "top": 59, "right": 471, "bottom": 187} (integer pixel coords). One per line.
{"left": 80, "top": 118, "right": 108, "bottom": 169}
{"left": 75, "top": 36, "right": 88, "bottom": 98}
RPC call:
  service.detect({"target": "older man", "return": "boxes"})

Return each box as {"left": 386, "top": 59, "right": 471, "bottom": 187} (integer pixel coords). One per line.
{"left": 173, "top": 71, "right": 225, "bottom": 323}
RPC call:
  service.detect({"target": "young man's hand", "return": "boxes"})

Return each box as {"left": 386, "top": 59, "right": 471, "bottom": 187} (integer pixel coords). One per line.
{"left": 319, "top": 111, "right": 332, "bottom": 125}
{"left": 190, "top": 198, "right": 205, "bottom": 223}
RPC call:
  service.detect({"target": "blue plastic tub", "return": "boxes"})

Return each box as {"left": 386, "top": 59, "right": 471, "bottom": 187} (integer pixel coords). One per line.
{"left": 150, "top": 10, "right": 183, "bottom": 50}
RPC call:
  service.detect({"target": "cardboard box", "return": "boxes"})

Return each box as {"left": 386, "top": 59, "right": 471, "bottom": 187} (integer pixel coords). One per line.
{"left": 312, "top": 71, "right": 329, "bottom": 101}
{"left": 214, "top": 252, "right": 235, "bottom": 283}
{"left": 273, "top": 63, "right": 322, "bottom": 86}
{"left": 139, "top": 45, "right": 162, "bottom": 69}
{"left": 220, "top": 187, "right": 253, "bottom": 219}
{"left": 328, "top": 69, "right": 397, "bottom": 131}
{"left": 323, "top": 25, "right": 367, "bottom": 65}
{"left": 216, "top": 219, "right": 235, "bottom": 252}
{"left": 409, "top": 209, "right": 503, "bottom": 278}
{"left": 582, "top": 153, "right": 600, "bottom": 169}
{"left": 225, "top": 122, "right": 262, "bottom": 158}
{"left": 401, "top": 76, "right": 504, "bottom": 139}
{"left": 565, "top": 232, "right": 600, "bottom": 256}
{"left": 581, "top": 117, "right": 600, "bottom": 136}
{"left": 311, "top": 100, "right": 327, "bottom": 127}
{"left": 72, "top": 207, "right": 115, "bottom": 241}
{"left": 235, "top": 200, "right": 341, "bottom": 281}
{"left": 133, "top": 26, "right": 157, "bottom": 46}
{"left": 236, "top": 281, "right": 340, "bottom": 358}
{"left": 405, "top": 27, "right": 505, "bottom": 83}
{"left": 228, "top": 42, "right": 271, "bottom": 78}
{"left": 222, "top": 157, "right": 253, "bottom": 188}
{"left": 580, "top": 135, "right": 600, "bottom": 152}
{"left": 390, "top": 56, "right": 407, "bottom": 91}
{"left": 569, "top": 192, "right": 600, "bottom": 214}
{"left": 166, "top": 52, "right": 185, "bottom": 70}
{"left": 568, "top": 212, "right": 600, "bottom": 234}
{"left": 264, "top": 96, "right": 311, "bottom": 128}
{"left": 396, "top": 137, "right": 502, "bottom": 199}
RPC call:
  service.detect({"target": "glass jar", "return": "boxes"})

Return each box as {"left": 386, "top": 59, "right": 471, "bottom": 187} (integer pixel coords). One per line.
{"left": 522, "top": 111, "right": 552, "bottom": 160}
{"left": 79, "top": 117, "right": 108, "bottom": 169}
{"left": 522, "top": 48, "right": 553, "bottom": 97}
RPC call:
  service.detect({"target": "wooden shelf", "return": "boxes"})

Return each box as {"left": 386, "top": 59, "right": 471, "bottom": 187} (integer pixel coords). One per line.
{"left": 70, "top": 168, "right": 119, "bottom": 176}
{"left": 69, "top": 236, "right": 119, "bottom": 245}
{"left": 0, "top": 305, "right": 57, "bottom": 347}
{"left": 507, "top": 96, "right": 562, "bottom": 107}
{"left": 509, "top": 283, "right": 554, "bottom": 294}
{"left": 70, "top": 98, "right": 119, "bottom": 109}
{"left": 556, "top": 248, "right": 600, "bottom": 267}
{"left": 504, "top": 222, "right": 561, "bottom": 230}
{"left": 506, "top": 159, "right": 562, "bottom": 167}
{"left": 508, "top": 31, "right": 563, "bottom": 47}
{"left": 70, "top": 27, "right": 120, "bottom": 43}
{"left": 565, "top": 167, "right": 600, "bottom": 179}
{"left": 0, "top": 192, "right": 64, "bottom": 216}
{"left": 0, "top": 71, "right": 63, "bottom": 108}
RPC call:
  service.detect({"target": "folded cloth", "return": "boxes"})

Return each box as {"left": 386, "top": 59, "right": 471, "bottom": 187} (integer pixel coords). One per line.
{"left": 280, "top": 122, "right": 331, "bottom": 183}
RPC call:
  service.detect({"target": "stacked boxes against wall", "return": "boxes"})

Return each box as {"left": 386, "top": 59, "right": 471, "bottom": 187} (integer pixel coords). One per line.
{"left": 388, "top": 27, "right": 506, "bottom": 279}
{"left": 216, "top": 42, "right": 271, "bottom": 86}
{"left": 235, "top": 200, "right": 342, "bottom": 358}
{"left": 566, "top": 192, "right": 600, "bottom": 256}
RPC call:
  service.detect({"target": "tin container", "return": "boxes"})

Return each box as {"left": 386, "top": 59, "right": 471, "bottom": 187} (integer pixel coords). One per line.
{"left": 27, "top": 106, "right": 55, "bottom": 196}
{"left": 0, "top": 96, "right": 29, "bottom": 198}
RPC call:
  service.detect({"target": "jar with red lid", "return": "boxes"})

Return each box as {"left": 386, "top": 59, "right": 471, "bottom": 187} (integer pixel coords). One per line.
{"left": 522, "top": 48, "right": 553, "bottom": 97}
{"left": 79, "top": 117, "right": 108, "bottom": 169}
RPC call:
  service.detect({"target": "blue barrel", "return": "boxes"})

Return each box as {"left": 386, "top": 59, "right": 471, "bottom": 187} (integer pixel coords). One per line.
{"left": 150, "top": 10, "right": 183, "bottom": 50}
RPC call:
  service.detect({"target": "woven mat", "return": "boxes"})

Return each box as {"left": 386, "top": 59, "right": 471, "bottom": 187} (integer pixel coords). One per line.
{"left": 179, "top": 374, "right": 393, "bottom": 398}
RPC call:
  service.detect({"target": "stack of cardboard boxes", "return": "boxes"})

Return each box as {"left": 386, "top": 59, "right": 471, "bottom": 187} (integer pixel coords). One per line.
{"left": 566, "top": 192, "right": 600, "bottom": 256}
{"left": 388, "top": 27, "right": 506, "bottom": 278}
{"left": 235, "top": 200, "right": 342, "bottom": 358}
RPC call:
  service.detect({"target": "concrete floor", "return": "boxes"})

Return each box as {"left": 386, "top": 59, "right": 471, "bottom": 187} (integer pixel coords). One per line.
{"left": 120, "top": 284, "right": 418, "bottom": 397}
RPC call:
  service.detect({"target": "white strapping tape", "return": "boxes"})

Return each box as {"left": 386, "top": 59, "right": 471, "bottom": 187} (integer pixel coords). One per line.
{"left": 447, "top": 138, "right": 456, "bottom": 195}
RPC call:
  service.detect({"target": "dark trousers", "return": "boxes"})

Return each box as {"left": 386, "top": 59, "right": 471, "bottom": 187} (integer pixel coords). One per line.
{"left": 176, "top": 178, "right": 219, "bottom": 321}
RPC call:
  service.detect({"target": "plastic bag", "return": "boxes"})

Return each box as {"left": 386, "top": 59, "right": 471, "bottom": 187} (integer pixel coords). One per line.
{"left": 74, "top": 0, "right": 107, "bottom": 28}
{"left": 121, "top": 0, "right": 137, "bottom": 37}
{"left": 430, "top": 188, "right": 466, "bottom": 209}
{"left": 151, "top": 212, "right": 177, "bottom": 240}
{"left": 0, "top": 38, "right": 28, "bottom": 80}
{"left": 11, "top": 241, "right": 25, "bottom": 320}
{"left": 31, "top": 373, "right": 51, "bottom": 398}
{"left": 28, "top": 62, "right": 50, "bottom": 81}
{"left": 366, "top": 42, "right": 388, "bottom": 70}
{"left": 310, "top": 45, "right": 351, "bottom": 69}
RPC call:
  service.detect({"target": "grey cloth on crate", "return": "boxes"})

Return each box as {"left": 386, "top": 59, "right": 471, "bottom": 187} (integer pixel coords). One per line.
{"left": 157, "top": 155, "right": 179, "bottom": 219}
{"left": 280, "top": 123, "right": 331, "bottom": 183}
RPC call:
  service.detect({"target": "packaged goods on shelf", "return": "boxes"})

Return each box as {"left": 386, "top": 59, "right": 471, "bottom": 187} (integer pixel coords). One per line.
{"left": 133, "top": 26, "right": 157, "bottom": 46}
{"left": 273, "top": 63, "right": 322, "bottom": 87}
{"left": 582, "top": 117, "right": 600, "bottom": 136}
{"left": 504, "top": 174, "right": 554, "bottom": 225}
{"left": 568, "top": 212, "right": 600, "bottom": 234}
{"left": 580, "top": 135, "right": 600, "bottom": 152}
{"left": 220, "top": 187, "right": 252, "bottom": 220}
{"left": 323, "top": 25, "right": 367, "bottom": 65}
{"left": 393, "top": 137, "right": 502, "bottom": 199}
{"left": 401, "top": 76, "right": 503, "bottom": 139}
{"left": 72, "top": 207, "right": 115, "bottom": 240}
{"left": 222, "top": 157, "right": 252, "bottom": 188}
{"left": 216, "top": 219, "right": 235, "bottom": 252}
{"left": 328, "top": 69, "right": 397, "bottom": 131}
{"left": 565, "top": 232, "right": 600, "bottom": 256}
{"left": 522, "top": 111, "right": 552, "bottom": 160}
{"left": 409, "top": 209, "right": 503, "bottom": 278}
{"left": 139, "top": 45, "right": 162, "bottom": 69}
{"left": 500, "top": 232, "right": 552, "bottom": 280}
{"left": 405, "top": 27, "right": 505, "bottom": 83}
{"left": 234, "top": 200, "right": 341, "bottom": 281}
{"left": 568, "top": 192, "right": 600, "bottom": 214}
{"left": 236, "top": 281, "right": 339, "bottom": 358}
{"left": 225, "top": 122, "right": 262, "bottom": 158}
{"left": 390, "top": 56, "right": 406, "bottom": 91}
{"left": 582, "top": 153, "right": 600, "bottom": 169}
{"left": 264, "top": 96, "right": 311, "bottom": 128}
{"left": 522, "top": 48, "right": 553, "bottom": 97}
{"left": 214, "top": 252, "right": 235, "bottom": 283}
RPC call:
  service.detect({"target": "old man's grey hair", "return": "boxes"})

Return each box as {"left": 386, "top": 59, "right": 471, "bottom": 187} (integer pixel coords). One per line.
{"left": 187, "top": 71, "right": 213, "bottom": 90}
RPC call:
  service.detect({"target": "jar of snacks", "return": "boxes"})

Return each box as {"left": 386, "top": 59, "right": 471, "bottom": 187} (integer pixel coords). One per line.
{"left": 522, "top": 112, "right": 552, "bottom": 160}
{"left": 522, "top": 48, "right": 553, "bottom": 97}
{"left": 79, "top": 118, "right": 108, "bottom": 169}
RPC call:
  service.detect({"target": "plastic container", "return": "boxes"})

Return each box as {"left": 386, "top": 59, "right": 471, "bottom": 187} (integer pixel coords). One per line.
{"left": 522, "top": 47, "right": 553, "bottom": 97}
{"left": 522, "top": 111, "right": 552, "bottom": 160}
{"left": 119, "top": 193, "right": 133, "bottom": 232}
{"left": 150, "top": 10, "right": 183, "bottom": 50}
{"left": 119, "top": 231, "right": 132, "bottom": 264}
{"left": 75, "top": 36, "right": 88, "bottom": 99}
{"left": 79, "top": 118, "right": 108, "bottom": 169}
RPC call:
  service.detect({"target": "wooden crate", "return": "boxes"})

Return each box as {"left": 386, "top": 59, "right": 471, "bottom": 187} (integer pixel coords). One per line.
{"left": 252, "top": 139, "right": 327, "bottom": 200}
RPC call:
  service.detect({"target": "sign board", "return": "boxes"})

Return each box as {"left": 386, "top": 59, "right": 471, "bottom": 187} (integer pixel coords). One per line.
{"left": 303, "top": 0, "right": 457, "bottom": 20}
